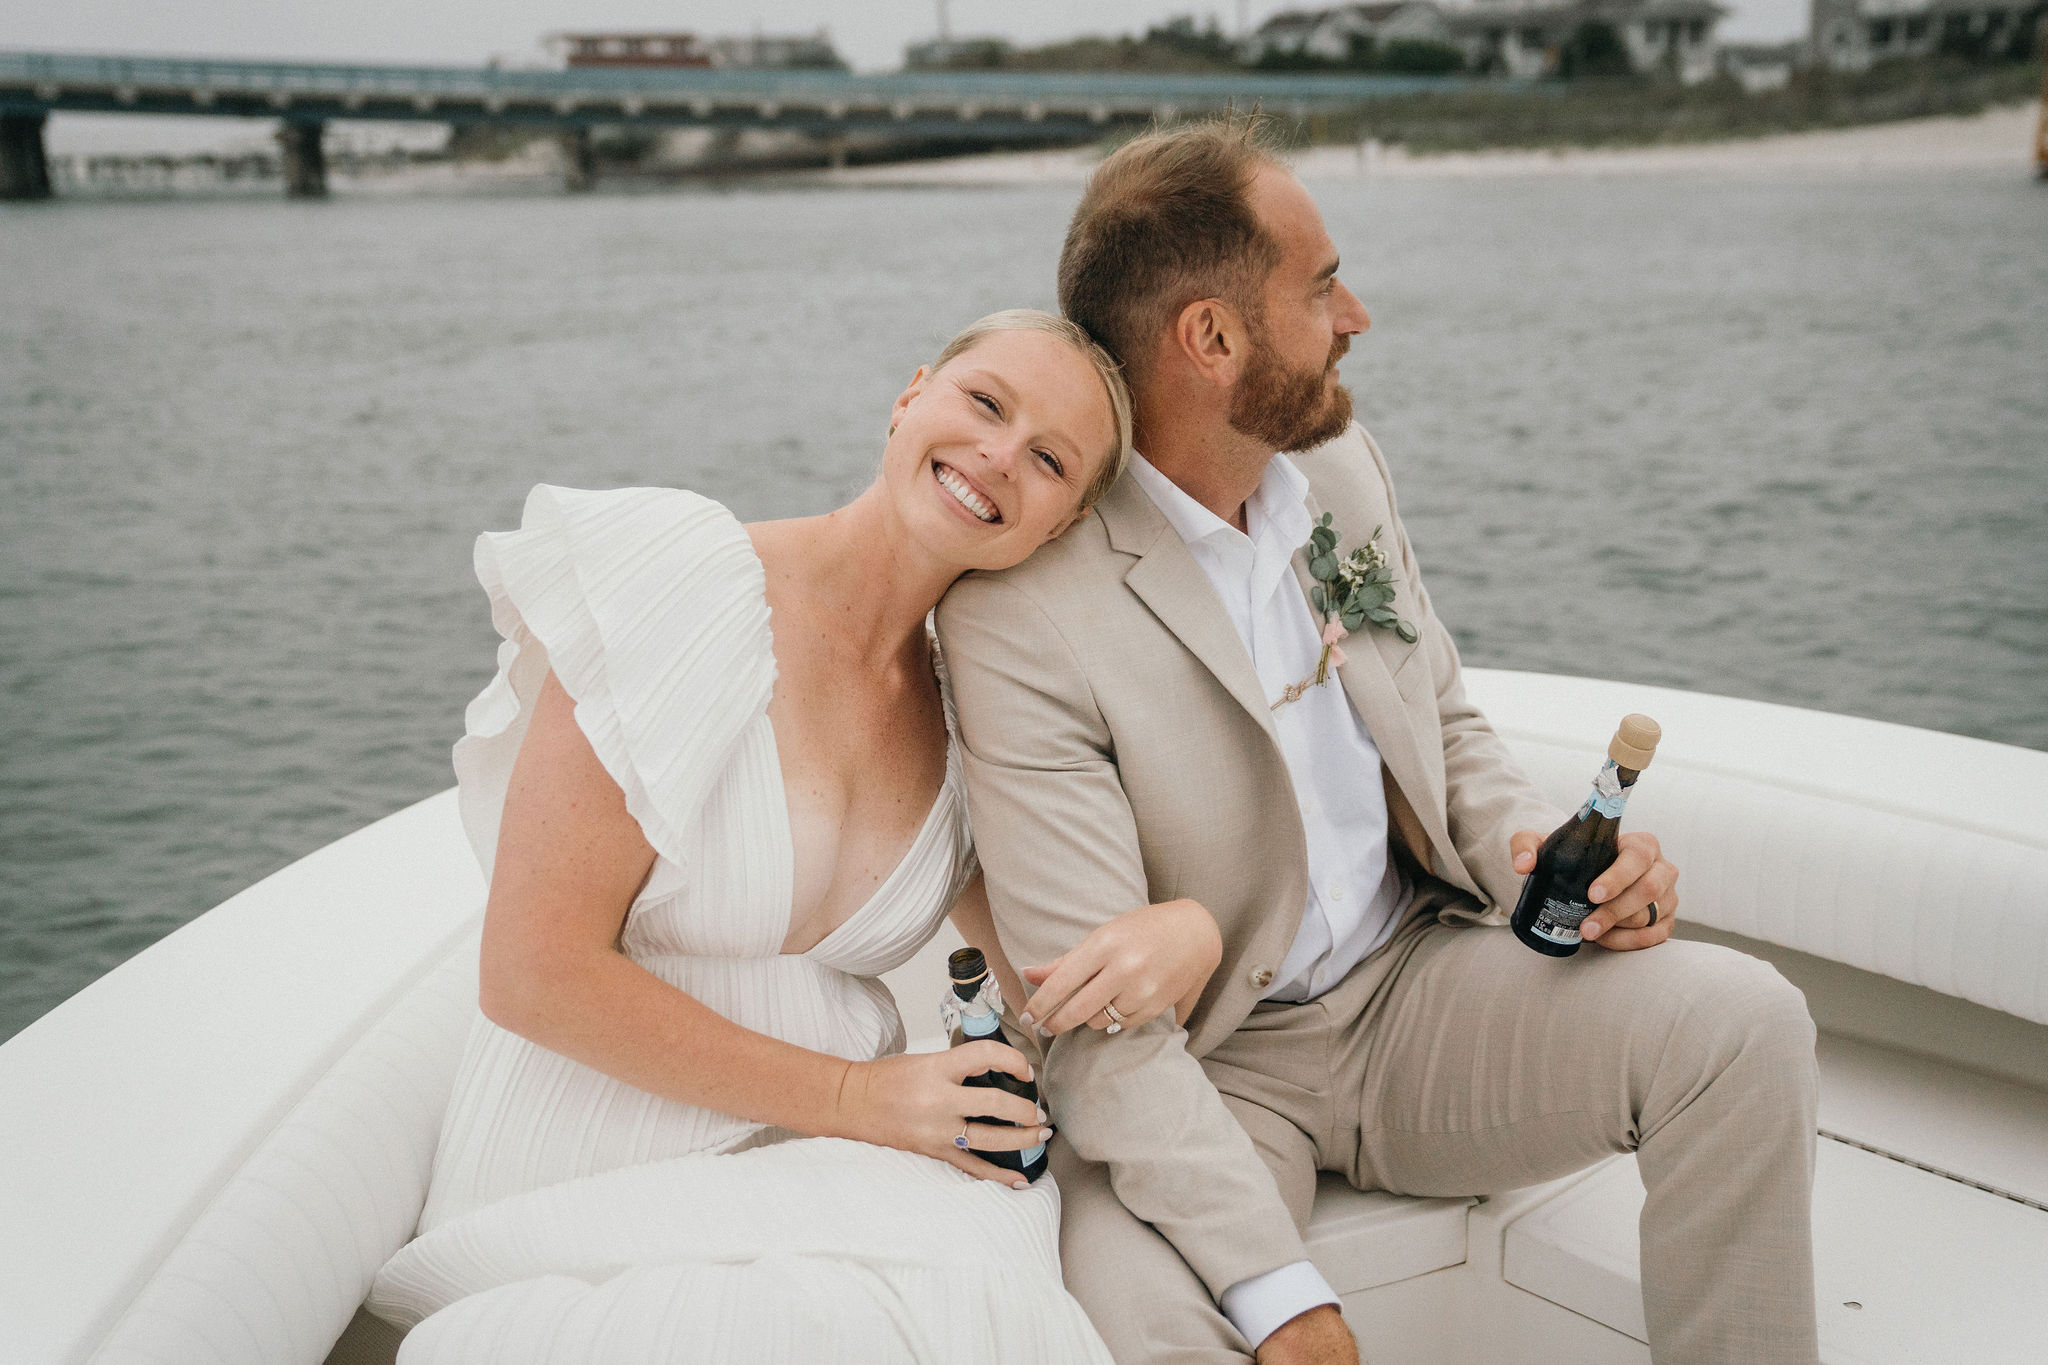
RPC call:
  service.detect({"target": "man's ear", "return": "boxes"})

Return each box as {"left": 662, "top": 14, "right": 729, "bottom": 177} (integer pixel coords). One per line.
{"left": 1172, "top": 298, "right": 1249, "bottom": 391}
{"left": 889, "top": 364, "right": 932, "bottom": 435}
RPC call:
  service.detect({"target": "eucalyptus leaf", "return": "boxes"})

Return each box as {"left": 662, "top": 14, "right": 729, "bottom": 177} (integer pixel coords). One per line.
{"left": 1310, "top": 585, "right": 1326, "bottom": 614}
{"left": 1320, "top": 512, "right": 1333, "bottom": 528}
{"left": 1310, "top": 554, "right": 1338, "bottom": 581}
{"left": 1371, "top": 584, "right": 1397, "bottom": 605}
{"left": 1366, "top": 606, "right": 1397, "bottom": 624}
{"left": 1311, "top": 527, "right": 1337, "bottom": 552}
{"left": 1341, "top": 603, "right": 1367, "bottom": 630}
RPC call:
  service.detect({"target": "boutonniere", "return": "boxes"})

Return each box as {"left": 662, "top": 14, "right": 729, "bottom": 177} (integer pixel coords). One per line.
{"left": 1273, "top": 514, "right": 1418, "bottom": 710}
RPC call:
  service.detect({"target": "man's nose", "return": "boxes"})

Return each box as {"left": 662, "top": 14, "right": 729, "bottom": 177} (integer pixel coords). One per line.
{"left": 1335, "top": 280, "right": 1370, "bottom": 335}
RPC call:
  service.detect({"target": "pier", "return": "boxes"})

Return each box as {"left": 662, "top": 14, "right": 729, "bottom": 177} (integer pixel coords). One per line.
{"left": 0, "top": 50, "right": 1471, "bottom": 198}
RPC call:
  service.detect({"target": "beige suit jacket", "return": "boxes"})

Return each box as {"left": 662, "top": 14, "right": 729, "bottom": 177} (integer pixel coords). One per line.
{"left": 935, "top": 422, "right": 1565, "bottom": 1299}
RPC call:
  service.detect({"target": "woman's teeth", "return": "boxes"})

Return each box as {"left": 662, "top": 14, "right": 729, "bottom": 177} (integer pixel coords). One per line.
{"left": 935, "top": 464, "right": 999, "bottom": 523}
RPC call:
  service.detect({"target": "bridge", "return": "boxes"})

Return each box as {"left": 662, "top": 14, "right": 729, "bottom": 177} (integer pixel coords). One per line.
{"left": 0, "top": 50, "right": 1475, "bottom": 198}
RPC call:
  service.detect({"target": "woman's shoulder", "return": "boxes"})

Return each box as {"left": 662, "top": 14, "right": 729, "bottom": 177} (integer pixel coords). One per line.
{"left": 454, "top": 484, "right": 775, "bottom": 875}
{"left": 497, "top": 483, "right": 750, "bottom": 567}
{"left": 474, "top": 484, "right": 766, "bottom": 649}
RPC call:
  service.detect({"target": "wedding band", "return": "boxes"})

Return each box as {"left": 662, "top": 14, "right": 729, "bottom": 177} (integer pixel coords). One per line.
{"left": 1646, "top": 900, "right": 1660, "bottom": 927}
{"left": 1102, "top": 1002, "right": 1126, "bottom": 1027}
{"left": 953, "top": 1126, "right": 971, "bottom": 1151}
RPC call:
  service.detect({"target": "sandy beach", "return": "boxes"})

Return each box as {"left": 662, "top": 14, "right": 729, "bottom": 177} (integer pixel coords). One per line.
{"left": 821, "top": 102, "right": 2043, "bottom": 185}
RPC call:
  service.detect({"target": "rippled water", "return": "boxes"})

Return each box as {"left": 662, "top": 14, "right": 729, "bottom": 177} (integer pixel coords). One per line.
{"left": 3, "top": 168, "right": 2044, "bottom": 1041}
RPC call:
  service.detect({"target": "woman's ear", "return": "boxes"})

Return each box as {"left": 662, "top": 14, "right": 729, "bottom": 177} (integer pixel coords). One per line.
{"left": 1046, "top": 504, "right": 1093, "bottom": 541}
{"left": 890, "top": 365, "right": 932, "bottom": 436}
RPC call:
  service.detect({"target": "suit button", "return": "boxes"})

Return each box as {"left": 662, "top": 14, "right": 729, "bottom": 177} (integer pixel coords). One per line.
{"left": 1249, "top": 966, "right": 1274, "bottom": 988}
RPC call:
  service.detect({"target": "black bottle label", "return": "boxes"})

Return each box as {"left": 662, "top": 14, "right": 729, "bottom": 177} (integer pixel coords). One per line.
{"left": 1528, "top": 894, "right": 1593, "bottom": 945}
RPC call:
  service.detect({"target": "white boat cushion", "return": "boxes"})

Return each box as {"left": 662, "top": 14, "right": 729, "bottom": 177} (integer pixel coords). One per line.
{"left": 1468, "top": 670, "right": 2048, "bottom": 1028}
{"left": 85, "top": 940, "right": 478, "bottom": 1365}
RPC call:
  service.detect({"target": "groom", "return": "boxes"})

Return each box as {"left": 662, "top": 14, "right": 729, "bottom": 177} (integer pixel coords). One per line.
{"left": 935, "top": 121, "right": 1820, "bottom": 1365}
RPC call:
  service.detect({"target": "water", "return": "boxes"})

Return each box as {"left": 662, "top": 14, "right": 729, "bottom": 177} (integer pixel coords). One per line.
{"left": 3, "top": 169, "right": 2044, "bottom": 1041}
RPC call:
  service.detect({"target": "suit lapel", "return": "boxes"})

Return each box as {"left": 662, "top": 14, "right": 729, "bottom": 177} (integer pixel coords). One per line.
{"left": 1099, "top": 476, "right": 1282, "bottom": 749}
{"left": 1290, "top": 485, "right": 1459, "bottom": 880}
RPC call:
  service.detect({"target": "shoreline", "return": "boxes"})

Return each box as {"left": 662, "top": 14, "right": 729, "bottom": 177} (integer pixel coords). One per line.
{"left": 28, "top": 103, "right": 2040, "bottom": 202}
{"left": 819, "top": 103, "right": 2042, "bottom": 184}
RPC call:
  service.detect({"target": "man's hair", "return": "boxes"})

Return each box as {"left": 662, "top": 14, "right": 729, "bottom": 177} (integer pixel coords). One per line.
{"left": 1057, "top": 117, "right": 1285, "bottom": 375}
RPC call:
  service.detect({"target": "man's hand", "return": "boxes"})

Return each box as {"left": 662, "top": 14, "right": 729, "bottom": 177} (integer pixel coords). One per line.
{"left": 1256, "top": 1305, "right": 1358, "bottom": 1365}
{"left": 1509, "top": 830, "right": 1679, "bottom": 951}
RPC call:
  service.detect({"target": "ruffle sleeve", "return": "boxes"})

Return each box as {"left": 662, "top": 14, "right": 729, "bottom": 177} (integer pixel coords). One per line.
{"left": 452, "top": 485, "right": 775, "bottom": 879}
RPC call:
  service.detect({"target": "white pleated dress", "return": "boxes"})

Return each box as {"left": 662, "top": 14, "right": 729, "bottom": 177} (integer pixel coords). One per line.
{"left": 369, "top": 485, "right": 1111, "bottom": 1364}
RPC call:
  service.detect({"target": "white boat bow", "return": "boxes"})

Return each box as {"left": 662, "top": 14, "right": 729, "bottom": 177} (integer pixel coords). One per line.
{"left": 3, "top": 669, "right": 2045, "bottom": 1364}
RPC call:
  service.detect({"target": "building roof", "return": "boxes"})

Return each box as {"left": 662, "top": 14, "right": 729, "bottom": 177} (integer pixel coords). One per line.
{"left": 1453, "top": 0, "right": 1726, "bottom": 20}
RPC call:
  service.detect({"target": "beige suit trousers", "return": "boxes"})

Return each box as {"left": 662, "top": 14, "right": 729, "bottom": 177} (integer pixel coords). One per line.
{"left": 1053, "top": 901, "right": 1820, "bottom": 1365}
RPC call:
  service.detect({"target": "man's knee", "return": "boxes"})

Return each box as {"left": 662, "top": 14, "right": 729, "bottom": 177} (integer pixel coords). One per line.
{"left": 1655, "top": 943, "right": 1818, "bottom": 1117}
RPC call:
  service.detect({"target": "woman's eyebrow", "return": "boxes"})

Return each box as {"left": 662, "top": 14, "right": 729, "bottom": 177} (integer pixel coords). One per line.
{"left": 960, "top": 367, "right": 1082, "bottom": 467}
{"left": 956, "top": 367, "right": 1012, "bottom": 401}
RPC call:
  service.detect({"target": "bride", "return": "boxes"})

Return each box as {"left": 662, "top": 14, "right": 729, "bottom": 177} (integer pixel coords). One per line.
{"left": 368, "top": 311, "right": 1220, "bottom": 1361}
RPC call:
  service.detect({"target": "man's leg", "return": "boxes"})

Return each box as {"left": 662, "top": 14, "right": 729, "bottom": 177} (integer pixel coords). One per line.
{"left": 1054, "top": 1010, "right": 1331, "bottom": 1365}
{"left": 1049, "top": 1134, "right": 1254, "bottom": 1365}
{"left": 1340, "top": 925, "right": 1819, "bottom": 1365}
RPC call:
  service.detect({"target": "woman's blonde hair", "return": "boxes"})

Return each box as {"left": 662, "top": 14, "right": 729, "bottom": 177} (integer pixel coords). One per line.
{"left": 930, "top": 309, "right": 1134, "bottom": 511}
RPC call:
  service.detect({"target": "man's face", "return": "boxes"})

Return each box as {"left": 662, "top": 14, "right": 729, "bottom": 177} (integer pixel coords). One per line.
{"left": 1227, "top": 166, "right": 1371, "bottom": 453}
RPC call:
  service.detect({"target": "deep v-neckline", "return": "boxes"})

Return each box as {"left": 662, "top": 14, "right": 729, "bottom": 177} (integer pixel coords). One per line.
{"left": 740, "top": 531, "right": 955, "bottom": 959}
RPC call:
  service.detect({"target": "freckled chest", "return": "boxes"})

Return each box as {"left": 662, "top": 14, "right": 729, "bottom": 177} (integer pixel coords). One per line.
{"left": 761, "top": 598, "right": 950, "bottom": 955}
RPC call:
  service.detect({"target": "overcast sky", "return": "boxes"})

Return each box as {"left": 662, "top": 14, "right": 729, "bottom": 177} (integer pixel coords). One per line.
{"left": 11, "top": 0, "right": 1811, "bottom": 152}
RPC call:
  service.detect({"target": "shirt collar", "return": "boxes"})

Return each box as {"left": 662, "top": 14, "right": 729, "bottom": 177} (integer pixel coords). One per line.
{"left": 1128, "top": 451, "right": 1313, "bottom": 553}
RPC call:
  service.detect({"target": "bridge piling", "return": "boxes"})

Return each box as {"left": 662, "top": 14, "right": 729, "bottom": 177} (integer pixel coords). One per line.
{"left": 561, "top": 126, "right": 595, "bottom": 191}
{"left": 276, "top": 118, "right": 326, "bottom": 197}
{"left": 0, "top": 111, "right": 52, "bottom": 200}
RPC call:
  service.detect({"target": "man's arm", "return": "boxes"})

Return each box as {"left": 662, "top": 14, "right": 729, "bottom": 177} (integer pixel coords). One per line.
{"left": 937, "top": 572, "right": 1311, "bottom": 1305}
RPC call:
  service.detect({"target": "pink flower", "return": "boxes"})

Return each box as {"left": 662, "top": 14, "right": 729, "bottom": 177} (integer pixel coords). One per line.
{"left": 1319, "top": 621, "right": 1348, "bottom": 670}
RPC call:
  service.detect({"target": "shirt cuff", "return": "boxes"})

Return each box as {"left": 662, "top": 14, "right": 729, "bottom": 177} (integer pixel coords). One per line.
{"left": 1219, "top": 1259, "right": 1342, "bottom": 1350}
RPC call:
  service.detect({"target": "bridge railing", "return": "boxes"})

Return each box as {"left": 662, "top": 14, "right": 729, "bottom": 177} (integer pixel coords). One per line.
{"left": 0, "top": 50, "right": 1474, "bottom": 112}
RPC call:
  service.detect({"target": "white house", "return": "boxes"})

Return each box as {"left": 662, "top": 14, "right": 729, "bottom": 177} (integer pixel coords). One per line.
{"left": 1245, "top": 3, "right": 1460, "bottom": 63}
{"left": 1445, "top": 0, "right": 1729, "bottom": 81}
{"left": 1808, "top": 0, "right": 2046, "bottom": 69}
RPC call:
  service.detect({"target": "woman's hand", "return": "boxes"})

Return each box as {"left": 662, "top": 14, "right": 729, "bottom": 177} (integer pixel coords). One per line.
{"left": 834, "top": 1045, "right": 1051, "bottom": 1188}
{"left": 1017, "top": 898, "right": 1222, "bottom": 1039}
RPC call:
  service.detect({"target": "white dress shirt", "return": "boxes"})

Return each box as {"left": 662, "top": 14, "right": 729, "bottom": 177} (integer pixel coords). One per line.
{"left": 1127, "top": 451, "right": 1412, "bottom": 1346}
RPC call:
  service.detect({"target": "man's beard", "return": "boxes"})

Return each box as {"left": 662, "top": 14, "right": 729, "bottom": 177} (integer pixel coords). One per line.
{"left": 1228, "top": 331, "right": 1354, "bottom": 453}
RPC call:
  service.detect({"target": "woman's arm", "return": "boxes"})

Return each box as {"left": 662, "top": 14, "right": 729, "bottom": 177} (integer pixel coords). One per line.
{"left": 948, "top": 877, "right": 1221, "bottom": 1038}
{"left": 479, "top": 670, "right": 1045, "bottom": 1184}
{"left": 1015, "top": 899, "right": 1222, "bottom": 1037}
{"left": 950, "top": 869, "right": 1221, "bottom": 1040}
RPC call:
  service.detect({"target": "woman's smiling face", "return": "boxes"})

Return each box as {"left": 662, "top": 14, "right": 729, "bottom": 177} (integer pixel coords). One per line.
{"left": 882, "top": 327, "right": 1120, "bottom": 573}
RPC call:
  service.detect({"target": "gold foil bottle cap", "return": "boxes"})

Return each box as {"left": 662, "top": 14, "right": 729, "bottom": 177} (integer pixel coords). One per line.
{"left": 1609, "top": 714, "right": 1661, "bottom": 770}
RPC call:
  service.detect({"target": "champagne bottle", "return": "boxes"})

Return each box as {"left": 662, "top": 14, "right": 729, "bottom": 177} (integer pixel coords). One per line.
{"left": 942, "top": 947, "right": 1049, "bottom": 1182}
{"left": 1511, "top": 714, "right": 1662, "bottom": 957}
